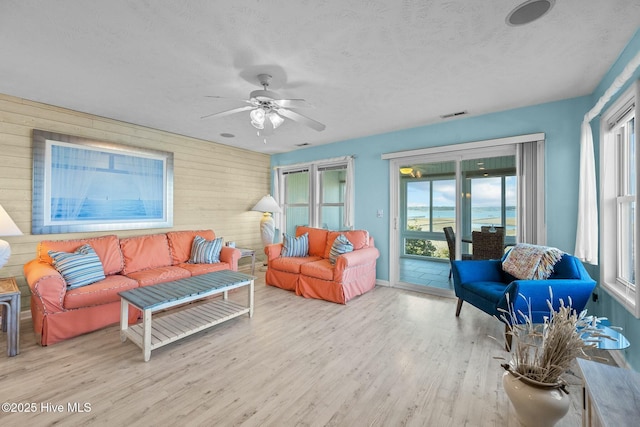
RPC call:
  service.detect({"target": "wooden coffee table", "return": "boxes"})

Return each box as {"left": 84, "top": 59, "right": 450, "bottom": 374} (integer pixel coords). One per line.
{"left": 119, "top": 270, "right": 254, "bottom": 361}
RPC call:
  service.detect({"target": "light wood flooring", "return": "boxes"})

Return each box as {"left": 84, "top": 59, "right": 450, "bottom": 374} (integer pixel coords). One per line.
{"left": 1, "top": 272, "right": 613, "bottom": 426}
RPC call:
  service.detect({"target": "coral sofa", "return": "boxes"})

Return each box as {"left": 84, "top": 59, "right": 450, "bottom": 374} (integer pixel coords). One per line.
{"left": 265, "top": 226, "right": 379, "bottom": 304}
{"left": 23, "top": 229, "right": 240, "bottom": 345}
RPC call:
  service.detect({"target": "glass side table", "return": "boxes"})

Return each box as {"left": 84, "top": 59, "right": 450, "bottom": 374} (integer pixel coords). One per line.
{"left": 0, "top": 276, "right": 20, "bottom": 357}
{"left": 580, "top": 321, "right": 630, "bottom": 350}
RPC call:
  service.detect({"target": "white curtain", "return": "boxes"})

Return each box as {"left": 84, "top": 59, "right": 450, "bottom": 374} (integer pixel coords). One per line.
{"left": 272, "top": 168, "right": 284, "bottom": 237}
{"left": 119, "top": 154, "right": 165, "bottom": 218}
{"left": 343, "top": 156, "right": 355, "bottom": 229}
{"left": 49, "top": 144, "right": 103, "bottom": 221}
{"left": 575, "top": 50, "right": 640, "bottom": 264}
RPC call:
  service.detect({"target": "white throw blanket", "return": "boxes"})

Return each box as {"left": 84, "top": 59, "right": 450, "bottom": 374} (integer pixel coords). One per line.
{"left": 502, "top": 243, "right": 564, "bottom": 280}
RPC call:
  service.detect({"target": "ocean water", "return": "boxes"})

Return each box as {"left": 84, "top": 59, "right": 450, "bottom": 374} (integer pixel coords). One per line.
{"left": 408, "top": 206, "right": 516, "bottom": 231}
{"left": 51, "top": 198, "right": 163, "bottom": 221}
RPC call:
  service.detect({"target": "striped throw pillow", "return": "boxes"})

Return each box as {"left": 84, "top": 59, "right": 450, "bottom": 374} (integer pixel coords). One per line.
{"left": 329, "top": 234, "right": 354, "bottom": 264}
{"left": 281, "top": 232, "right": 309, "bottom": 257}
{"left": 48, "top": 244, "right": 106, "bottom": 289}
{"left": 189, "top": 235, "right": 223, "bottom": 264}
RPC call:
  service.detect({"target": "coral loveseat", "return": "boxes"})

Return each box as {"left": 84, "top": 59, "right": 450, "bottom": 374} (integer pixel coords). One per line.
{"left": 23, "top": 229, "right": 240, "bottom": 345}
{"left": 265, "top": 226, "right": 379, "bottom": 304}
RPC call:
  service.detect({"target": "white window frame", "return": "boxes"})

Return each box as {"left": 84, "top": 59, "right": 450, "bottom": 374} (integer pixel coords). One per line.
{"left": 276, "top": 157, "right": 354, "bottom": 234}
{"left": 383, "top": 133, "right": 545, "bottom": 292}
{"left": 600, "top": 82, "right": 639, "bottom": 318}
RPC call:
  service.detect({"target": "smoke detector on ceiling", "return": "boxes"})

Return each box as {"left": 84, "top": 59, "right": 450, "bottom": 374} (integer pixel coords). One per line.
{"left": 506, "top": 0, "right": 555, "bottom": 26}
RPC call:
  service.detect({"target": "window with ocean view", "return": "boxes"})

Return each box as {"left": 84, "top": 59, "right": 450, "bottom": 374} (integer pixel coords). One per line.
{"left": 401, "top": 155, "right": 516, "bottom": 259}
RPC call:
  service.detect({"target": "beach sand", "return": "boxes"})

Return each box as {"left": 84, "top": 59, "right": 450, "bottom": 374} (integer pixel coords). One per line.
{"left": 408, "top": 217, "right": 516, "bottom": 236}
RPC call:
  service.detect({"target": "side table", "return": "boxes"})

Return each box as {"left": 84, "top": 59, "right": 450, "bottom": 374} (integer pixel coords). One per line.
{"left": 0, "top": 276, "right": 20, "bottom": 357}
{"left": 238, "top": 248, "right": 256, "bottom": 276}
{"left": 577, "top": 358, "right": 640, "bottom": 426}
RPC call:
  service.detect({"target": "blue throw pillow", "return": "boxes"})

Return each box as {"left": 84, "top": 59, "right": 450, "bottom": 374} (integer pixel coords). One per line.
{"left": 48, "top": 244, "right": 106, "bottom": 289}
{"left": 189, "top": 235, "right": 223, "bottom": 264}
{"left": 281, "top": 232, "right": 309, "bottom": 257}
{"left": 329, "top": 234, "right": 354, "bottom": 264}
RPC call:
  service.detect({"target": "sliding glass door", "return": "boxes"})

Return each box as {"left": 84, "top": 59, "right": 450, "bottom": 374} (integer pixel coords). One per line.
{"left": 400, "top": 161, "right": 456, "bottom": 261}
{"left": 461, "top": 155, "right": 517, "bottom": 245}
{"left": 396, "top": 148, "right": 518, "bottom": 295}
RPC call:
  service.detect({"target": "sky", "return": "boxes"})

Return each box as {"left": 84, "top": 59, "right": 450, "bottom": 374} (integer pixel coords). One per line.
{"left": 407, "top": 176, "right": 516, "bottom": 208}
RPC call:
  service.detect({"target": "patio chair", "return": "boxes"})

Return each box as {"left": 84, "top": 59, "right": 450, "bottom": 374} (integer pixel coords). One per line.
{"left": 443, "top": 227, "right": 471, "bottom": 279}
{"left": 471, "top": 229, "right": 505, "bottom": 260}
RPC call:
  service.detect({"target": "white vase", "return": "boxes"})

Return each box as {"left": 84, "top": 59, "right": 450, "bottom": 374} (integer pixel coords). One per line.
{"left": 502, "top": 371, "right": 570, "bottom": 427}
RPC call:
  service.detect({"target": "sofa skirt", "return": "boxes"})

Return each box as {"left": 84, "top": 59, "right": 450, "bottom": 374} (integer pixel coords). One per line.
{"left": 32, "top": 296, "right": 139, "bottom": 346}
{"left": 265, "top": 268, "right": 298, "bottom": 292}
{"left": 297, "top": 261, "right": 377, "bottom": 304}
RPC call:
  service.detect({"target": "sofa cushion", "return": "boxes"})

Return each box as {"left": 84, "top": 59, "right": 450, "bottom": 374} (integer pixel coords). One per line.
{"left": 282, "top": 232, "right": 309, "bottom": 257}
{"left": 120, "top": 234, "right": 172, "bottom": 275}
{"left": 300, "top": 259, "right": 335, "bottom": 281}
{"left": 49, "top": 244, "right": 107, "bottom": 289}
{"left": 296, "top": 226, "right": 328, "bottom": 257}
{"left": 177, "top": 262, "right": 231, "bottom": 276}
{"left": 548, "top": 255, "right": 581, "bottom": 279}
{"left": 324, "top": 230, "right": 369, "bottom": 259}
{"left": 39, "top": 234, "right": 123, "bottom": 275}
{"left": 167, "top": 229, "right": 216, "bottom": 265}
{"left": 64, "top": 274, "right": 139, "bottom": 309}
{"left": 125, "top": 265, "right": 191, "bottom": 287}
{"left": 270, "top": 256, "right": 323, "bottom": 274}
{"left": 461, "top": 280, "right": 510, "bottom": 304}
{"left": 329, "top": 234, "right": 354, "bottom": 264}
{"left": 189, "top": 235, "right": 223, "bottom": 263}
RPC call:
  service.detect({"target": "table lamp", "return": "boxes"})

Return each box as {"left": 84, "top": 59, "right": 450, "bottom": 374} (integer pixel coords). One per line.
{"left": 251, "top": 195, "right": 282, "bottom": 248}
{"left": 0, "top": 204, "right": 22, "bottom": 268}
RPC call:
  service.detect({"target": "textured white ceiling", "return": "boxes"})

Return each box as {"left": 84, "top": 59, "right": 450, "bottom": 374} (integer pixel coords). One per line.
{"left": 1, "top": 1, "right": 639, "bottom": 154}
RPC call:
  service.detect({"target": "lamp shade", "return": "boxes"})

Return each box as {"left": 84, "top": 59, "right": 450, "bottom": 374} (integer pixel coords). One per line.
{"left": 0, "top": 205, "right": 21, "bottom": 236}
{"left": 251, "top": 195, "right": 282, "bottom": 213}
{"left": 0, "top": 204, "right": 21, "bottom": 269}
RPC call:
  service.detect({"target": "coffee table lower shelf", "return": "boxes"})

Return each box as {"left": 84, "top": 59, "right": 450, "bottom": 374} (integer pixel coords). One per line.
{"left": 119, "top": 270, "right": 254, "bottom": 361}
{"left": 122, "top": 299, "right": 249, "bottom": 359}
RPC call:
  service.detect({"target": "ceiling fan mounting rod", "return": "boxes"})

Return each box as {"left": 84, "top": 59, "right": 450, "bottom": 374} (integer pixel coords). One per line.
{"left": 257, "top": 73, "right": 272, "bottom": 89}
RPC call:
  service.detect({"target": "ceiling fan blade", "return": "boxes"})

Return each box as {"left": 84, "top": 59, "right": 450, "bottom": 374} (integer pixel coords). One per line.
{"left": 205, "top": 95, "right": 253, "bottom": 104}
{"left": 201, "top": 105, "right": 254, "bottom": 120}
{"left": 272, "top": 98, "right": 311, "bottom": 108}
{"left": 275, "top": 108, "right": 326, "bottom": 131}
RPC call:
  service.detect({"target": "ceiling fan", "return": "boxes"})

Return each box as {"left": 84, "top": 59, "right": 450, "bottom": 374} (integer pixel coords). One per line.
{"left": 201, "top": 73, "right": 326, "bottom": 134}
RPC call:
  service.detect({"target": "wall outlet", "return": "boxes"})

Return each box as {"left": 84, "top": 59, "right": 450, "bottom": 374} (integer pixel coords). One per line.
{"left": 376, "top": 209, "right": 383, "bottom": 218}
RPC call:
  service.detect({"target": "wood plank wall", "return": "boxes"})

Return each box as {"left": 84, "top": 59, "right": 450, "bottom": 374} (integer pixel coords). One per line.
{"left": 0, "top": 93, "right": 271, "bottom": 311}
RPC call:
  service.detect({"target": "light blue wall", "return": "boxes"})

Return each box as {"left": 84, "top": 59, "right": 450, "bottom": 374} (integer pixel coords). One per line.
{"left": 272, "top": 29, "right": 640, "bottom": 371}
{"left": 272, "top": 97, "right": 590, "bottom": 280}
{"left": 586, "top": 28, "right": 640, "bottom": 371}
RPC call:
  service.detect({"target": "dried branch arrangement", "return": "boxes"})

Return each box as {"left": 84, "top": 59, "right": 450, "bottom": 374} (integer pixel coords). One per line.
{"left": 496, "top": 289, "right": 614, "bottom": 386}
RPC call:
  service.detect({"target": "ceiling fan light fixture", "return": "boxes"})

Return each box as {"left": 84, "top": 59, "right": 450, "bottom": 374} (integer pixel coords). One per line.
{"left": 268, "top": 112, "right": 284, "bottom": 129}
{"left": 250, "top": 108, "right": 266, "bottom": 129}
{"left": 506, "top": 0, "right": 555, "bottom": 26}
